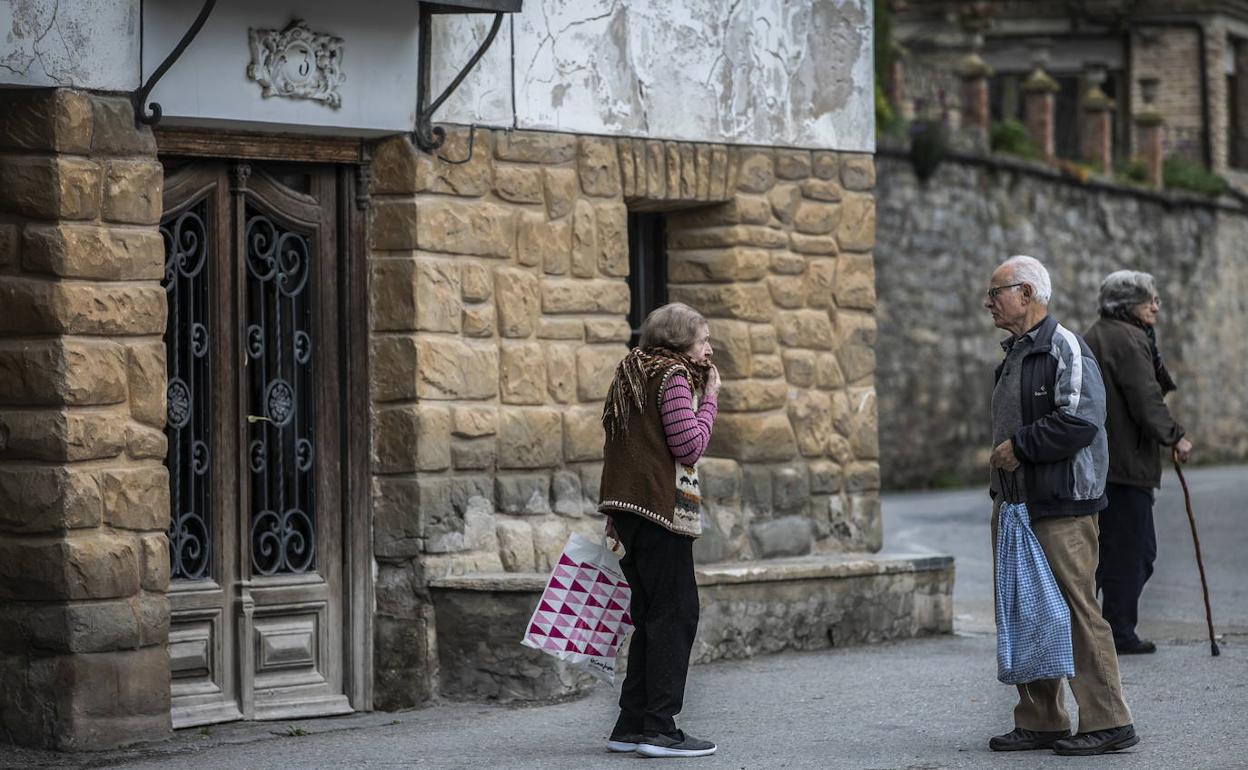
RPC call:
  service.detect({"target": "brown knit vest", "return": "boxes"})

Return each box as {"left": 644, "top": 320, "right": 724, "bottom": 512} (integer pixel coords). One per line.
{"left": 597, "top": 365, "right": 703, "bottom": 538}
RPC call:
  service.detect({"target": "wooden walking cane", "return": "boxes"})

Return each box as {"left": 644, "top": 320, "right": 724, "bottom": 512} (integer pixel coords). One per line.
{"left": 1172, "top": 450, "right": 1220, "bottom": 656}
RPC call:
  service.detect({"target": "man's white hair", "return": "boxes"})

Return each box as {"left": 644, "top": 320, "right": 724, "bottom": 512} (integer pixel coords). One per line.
{"left": 1000, "top": 255, "right": 1052, "bottom": 306}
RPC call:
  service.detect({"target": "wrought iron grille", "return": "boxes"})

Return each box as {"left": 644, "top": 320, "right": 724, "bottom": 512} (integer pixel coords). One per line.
{"left": 162, "top": 198, "right": 213, "bottom": 581}
{"left": 244, "top": 204, "right": 317, "bottom": 576}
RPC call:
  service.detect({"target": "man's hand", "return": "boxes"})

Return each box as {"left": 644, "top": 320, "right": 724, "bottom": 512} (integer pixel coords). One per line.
{"left": 990, "top": 438, "right": 1020, "bottom": 471}
{"left": 1174, "top": 437, "right": 1194, "bottom": 464}
{"left": 705, "top": 364, "right": 721, "bottom": 397}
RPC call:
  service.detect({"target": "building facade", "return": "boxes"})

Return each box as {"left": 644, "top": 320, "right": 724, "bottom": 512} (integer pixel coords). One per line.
{"left": 0, "top": 0, "right": 947, "bottom": 751}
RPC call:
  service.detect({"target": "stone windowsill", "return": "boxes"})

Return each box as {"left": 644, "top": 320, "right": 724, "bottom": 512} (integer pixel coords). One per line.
{"left": 428, "top": 552, "right": 953, "bottom": 592}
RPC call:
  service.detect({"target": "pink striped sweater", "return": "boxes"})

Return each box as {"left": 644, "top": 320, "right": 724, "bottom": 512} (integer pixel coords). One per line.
{"left": 660, "top": 374, "right": 718, "bottom": 465}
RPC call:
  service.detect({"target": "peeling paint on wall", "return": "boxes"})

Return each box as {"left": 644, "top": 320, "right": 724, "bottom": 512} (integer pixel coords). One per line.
{"left": 437, "top": 0, "right": 874, "bottom": 152}
{"left": 0, "top": 0, "right": 139, "bottom": 90}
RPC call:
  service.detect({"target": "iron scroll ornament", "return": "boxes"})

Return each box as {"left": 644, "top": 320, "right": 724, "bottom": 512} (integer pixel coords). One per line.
{"left": 134, "top": 0, "right": 218, "bottom": 127}
{"left": 413, "top": 8, "right": 505, "bottom": 163}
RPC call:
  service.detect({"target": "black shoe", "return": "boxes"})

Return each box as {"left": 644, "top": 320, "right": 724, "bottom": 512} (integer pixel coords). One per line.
{"left": 636, "top": 730, "right": 718, "bottom": 758}
{"left": 607, "top": 732, "right": 644, "bottom": 752}
{"left": 989, "top": 727, "right": 1070, "bottom": 751}
{"left": 1116, "top": 639, "right": 1157, "bottom": 655}
{"left": 1053, "top": 724, "right": 1139, "bottom": 756}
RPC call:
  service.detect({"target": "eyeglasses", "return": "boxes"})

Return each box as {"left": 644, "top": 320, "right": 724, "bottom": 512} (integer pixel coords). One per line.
{"left": 1149, "top": 296, "right": 1162, "bottom": 308}
{"left": 986, "top": 282, "right": 1025, "bottom": 302}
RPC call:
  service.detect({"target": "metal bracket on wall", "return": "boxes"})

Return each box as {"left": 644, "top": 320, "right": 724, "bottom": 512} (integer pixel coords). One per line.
{"left": 412, "top": 5, "right": 508, "bottom": 164}
{"left": 134, "top": 0, "right": 218, "bottom": 127}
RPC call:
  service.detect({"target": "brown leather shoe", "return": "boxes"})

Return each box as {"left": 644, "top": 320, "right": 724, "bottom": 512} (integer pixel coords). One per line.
{"left": 1116, "top": 639, "right": 1157, "bottom": 655}
{"left": 1053, "top": 724, "right": 1139, "bottom": 755}
{"left": 989, "top": 727, "right": 1070, "bottom": 751}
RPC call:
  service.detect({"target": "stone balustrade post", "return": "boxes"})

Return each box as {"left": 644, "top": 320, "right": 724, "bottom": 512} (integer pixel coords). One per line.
{"left": 959, "top": 53, "right": 993, "bottom": 150}
{"left": 1135, "top": 111, "right": 1165, "bottom": 189}
{"left": 1022, "top": 66, "right": 1060, "bottom": 162}
{"left": 1081, "top": 84, "right": 1114, "bottom": 172}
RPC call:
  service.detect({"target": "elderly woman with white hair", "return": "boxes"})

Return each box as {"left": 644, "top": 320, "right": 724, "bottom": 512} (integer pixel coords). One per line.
{"left": 1084, "top": 270, "right": 1193, "bottom": 656}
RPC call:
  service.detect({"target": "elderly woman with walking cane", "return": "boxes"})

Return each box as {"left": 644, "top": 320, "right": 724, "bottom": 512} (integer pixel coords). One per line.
{"left": 1084, "top": 270, "right": 1194, "bottom": 655}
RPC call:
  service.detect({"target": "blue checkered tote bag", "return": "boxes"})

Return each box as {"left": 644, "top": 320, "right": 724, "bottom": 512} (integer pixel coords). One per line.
{"left": 994, "top": 497, "right": 1075, "bottom": 685}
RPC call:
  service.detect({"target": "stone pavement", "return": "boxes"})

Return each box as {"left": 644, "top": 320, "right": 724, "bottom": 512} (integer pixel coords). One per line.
{"left": 4, "top": 465, "right": 1245, "bottom": 770}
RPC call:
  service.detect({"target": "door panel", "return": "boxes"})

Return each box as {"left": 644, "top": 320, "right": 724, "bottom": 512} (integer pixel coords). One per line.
{"left": 163, "top": 161, "right": 351, "bottom": 727}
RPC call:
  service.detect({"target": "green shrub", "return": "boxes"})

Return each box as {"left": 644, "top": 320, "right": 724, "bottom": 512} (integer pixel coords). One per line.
{"left": 1117, "top": 157, "right": 1150, "bottom": 186}
{"left": 1163, "top": 155, "right": 1228, "bottom": 196}
{"left": 876, "top": 82, "right": 898, "bottom": 134}
{"left": 990, "top": 120, "right": 1039, "bottom": 160}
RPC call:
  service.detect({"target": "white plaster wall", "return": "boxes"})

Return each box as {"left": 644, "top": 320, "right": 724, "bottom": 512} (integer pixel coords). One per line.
{"left": 142, "top": 0, "right": 419, "bottom": 135}
{"left": 0, "top": 0, "right": 139, "bottom": 90}
{"left": 436, "top": 0, "right": 875, "bottom": 152}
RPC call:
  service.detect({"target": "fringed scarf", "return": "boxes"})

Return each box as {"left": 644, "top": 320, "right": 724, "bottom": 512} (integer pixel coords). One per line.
{"left": 602, "top": 347, "right": 711, "bottom": 438}
{"left": 1104, "top": 310, "right": 1177, "bottom": 395}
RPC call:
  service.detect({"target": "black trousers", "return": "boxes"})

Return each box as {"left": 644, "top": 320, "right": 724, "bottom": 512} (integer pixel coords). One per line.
{"left": 1096, "top": 482, "right": 1157, "bottom": 647}
{"left": 610, "top": 513, "right": 700, "bottom": 738}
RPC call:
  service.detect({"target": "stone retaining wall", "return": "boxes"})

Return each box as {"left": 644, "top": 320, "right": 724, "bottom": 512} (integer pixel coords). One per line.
{"left": 0, "top": 89, "right": 170, "bottom": 749}
{"left": 429, "top": 554, "right": 953, "bottom": 702}
{"left": 875, "top": 151, "right": 1248, "bottom": 489}
{"left": 367, "top": 128, "right": 882, "bottom": 708}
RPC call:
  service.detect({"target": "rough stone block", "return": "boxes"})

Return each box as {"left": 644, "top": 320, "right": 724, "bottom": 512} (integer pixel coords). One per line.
{"left": 794, "top": 201, "right": 842, "bottom": 235}
{"left": 520, "top": 215, "right": 571, "bottom": 274}
{"left": 0, "top": 223, "right": 16, "bottom": 268}
{"left": 841, "top": 155, "right": 876, "bottom": 191}
{"left": 770, "top": 251, "right": 806, "bottom": 275}
{"left": 532, "top": 517, "right": 572, "bottom": 571}
{"left": 22, "top": 224, "right": 163, "bottom": 281}
{"left": 772, "top": 466, "right": 810, "bottom": 515}
{"left": 835, "top": 252, "right": 876, "bottom": 310}
{"left": 90, "top": 95, "right": 156, "bottom": 156}
{"left": 551, "top": 471, "right": 583, "bottom": 517}
{"left": 139, "top": 533, "right": 170, "bottom": 592}
{"left": 0, "top": 156, "right": 101, "bottom": 220}
{"left": 0, "top": 532, "right": 141, "bottom": 601}
{"left": 462, "top": 304, "right": 495, "bottom": 337}
{"left": 668, "top": 197, "right": 770, "bottom": 228}
{"left": 372, "top": 404, "right": 451, "bottom": 472}
{"left": 546, "top": 343, "right": 578, "bottom": 403}
{"left": 668, "top": 284, "right": 774, "bottom": 323}
{"left": 596, "top": 202, "right": 628, "bottom": 277}
{"left": 126, "top": 341, "right": 166, "bottom": 427}
{"left": 0, "top": 466, "right": 102, "bottom": 534}
{"left": 740, "top": 464, "right": 773, "bottom": 517}
{"left": 810, "top": 460, "right": 842, "bottom": 494}
{"left": 836, "top": 311, "right": 877, "bottom": 383}
{"left": 709, "top": 413, "right": 798, "bottom": 462}
{"left": 415, "top": 337, "right": 498, "bottom": 400}
{"left": 576, "top": 345, "right": 624, "bottom": 401}
{"left": 542, "top": 167, "right": 579, "bottom": 220}
{"left": 414, "top": 258, "right": 462, "bottom": 332}
{"left": 370, "top": 136, "right": 421, "bottom": 195}
{"left": 699, "top": 458, "right": 740, "bottom": 501}
{"left": 665, "top": 142, "right": 681, "bottom": 199}
{"left": 767, "top": 275, "right": 807, "bottom": 309}
{"left": 806, "top": 258, "right": 837, "bottom": 308}
{"left": 460, "top": 262, "right": 493, "bottom": 302}
{"left": 125, "top": 424, "right": 167, "bottom": 461}
{"left": 370, "top": 335, "right": 418, "bottom": 402}
{"left": 453, "top": 405, "right": 497, "bottom": 438}
{"left": 645, "top": 140, "right": 667, "bottom": 199}
{"left": 102, "top": 160, "right": 162, "bottom": 225}
{"left": 0, "top": 340, "right": 127, "bottom": 408}
{"left": 370, "top": 258, "right": 418, "bottom": 331}
{"left": 667, "top": 247, "right": 770, "bottom": 284}
{"left": 776, "top": 150, "right": 813, "bottom": 180}
{"left": 790, "top": 233, "right": 840, "bottom": 255}
{"left": 495, "top": 267, "right": 541, "bottom": 338}
{"left": 495, "top": 131, "right": 578, "bottom": 164}
{"left": 370, "top": 199, "right": 419, "bottom": 250}
{"left": 749, "top": 516, "right": 815, "bottom": 557}
{"left": 100, "top": 467, "right": 169, "bottom": 531}
{"left": 417, "top": 199, "right": 515, "bottom": 258}
{"left": 813, "top": 151, "right": 840, "bottom": 180}
{"left": 669, "top": 224, "right": 789, "bottom": 250}
{"left": 496, "top": 474, "right": 552, "bottom": 514}
{"left": 452, "top": 437, "right": 496, "bottom": 470}
{"left": 816, "top": 353, "right": 845, "bottom": 389}
{"left": 782, "top": 349, "right": 817, "bottom": 387}
{"left": 716, "top": 379, "right": 787, "bottom": 412}
{"left": 500, "top": 342, "right": 547, "bottom": 405}
{"left": 776, "top": 309, "right": 835, "bottom": 350}
{"left": 845, "top": 461, "right": 881, "bottom": 493}
{"left": 0, "top": 277, "right": 165, "bottom": 337}
{"left": 578, "top": 137, "right": 621, "bottom": 197}
{"left": 563, "top": 407, "right": 605, "bottom": 462}
{"left": 542, "top": 278, "right": 630, "bottom": 315}
{"left": 411, "top": 477, "right": 462, "bottom": 553}
{"left": 0, "top": 89, "right": 93, "bottom": 154}
{"left": 751, "top": 354, "right": 784, "bottom": 379}
{"left": 848, "top": 387, "right": 879, "bottom": 460}
{"left": 788, "top": 390, "right": 834, "bottom": 456}
{"left": 707, "top": 319, "right": 752, "bottom": 379}
{"left": 496, "top": 518, "right": 536, "bottom": 571}
{"left": 735, "top": 149, "right": 775, "bottom": 193}
{"left": 570, "top": 199, "right": 598, "bottom": 278}
{"left": 584, "top": 318, "right": 630, "bottom": 343}
{"left": 837, "top": 194, "right": 876, "bottom": 252}
{"left": 498, "top": 409, "right": 563, "bottom": 469}
{"left": 495, "top": 165, "right": 545, "bottom": 204}
{"left": 417, "top": 128, "right": 493, "bottom": 197}
{"left": 800, "top": 178, "right": 843, "bottom": 202}
{"left": 750, "top": 325, "right": 778, "bottom": 353}
{"left": 0, "top": 409, "right": 127, "bottom": 463}
{"left": 373, "top": 478, "right": 424, "bottom": 558}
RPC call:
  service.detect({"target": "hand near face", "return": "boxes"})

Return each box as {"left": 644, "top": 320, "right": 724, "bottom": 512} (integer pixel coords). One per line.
{"left": 705, "top": 365, "right": 721, "bottom": 397}
{"left": 990, "top": 438, "right": 1020, "bottom": 472}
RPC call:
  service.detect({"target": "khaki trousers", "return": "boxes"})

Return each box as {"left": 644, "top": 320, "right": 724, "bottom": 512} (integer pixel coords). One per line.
{"left": 992, "top": 502, "right": 1133, "bottom": 733}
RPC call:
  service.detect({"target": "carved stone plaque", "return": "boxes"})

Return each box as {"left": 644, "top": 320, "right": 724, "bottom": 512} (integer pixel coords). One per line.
{"left": 247, "top": 20, "right": 345, "bottom": 108}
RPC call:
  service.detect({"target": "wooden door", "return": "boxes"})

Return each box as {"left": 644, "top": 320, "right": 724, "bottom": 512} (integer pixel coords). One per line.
{"left": 162, "top": 160, "right": 353, "bottom": 726}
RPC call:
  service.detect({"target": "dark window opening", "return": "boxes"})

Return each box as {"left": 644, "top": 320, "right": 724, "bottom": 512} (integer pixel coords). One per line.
{"left": 627, "top": 212, "right": 667, "bottom": 348}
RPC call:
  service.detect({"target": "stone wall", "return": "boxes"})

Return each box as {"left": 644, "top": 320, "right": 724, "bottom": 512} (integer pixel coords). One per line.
{"left": 875, "top": 150, "right": 1248, "bottom": 489}
{"left": 0, "top": 89, "right": 170, "bottom": 748}
{"left": 366, "top": 127, "right": 880, "bottom": 708}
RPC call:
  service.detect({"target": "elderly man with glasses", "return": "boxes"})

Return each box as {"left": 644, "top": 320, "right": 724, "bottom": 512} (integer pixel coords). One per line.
{"left": 1084, "top": 270, "right": 1193, "bottom": 656}
{"left": 983, "top": 255, "right": 1138, "bottom": 756}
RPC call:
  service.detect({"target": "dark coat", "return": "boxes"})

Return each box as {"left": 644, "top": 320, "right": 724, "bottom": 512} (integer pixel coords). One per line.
{"left": 1084, "top": 317, "right": 1184, "bottom": 489}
